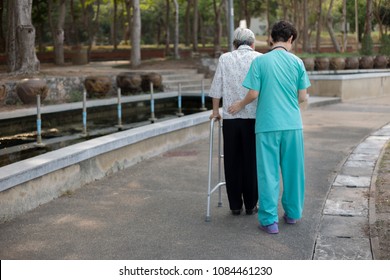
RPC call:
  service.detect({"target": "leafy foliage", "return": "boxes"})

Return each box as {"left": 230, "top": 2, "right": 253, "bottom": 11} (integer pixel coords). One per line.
{"left": 360, "top": 34, "right": 374, "bottom": 55}
{"left": 379, "top": 34, "right": 390, "bottom": 55}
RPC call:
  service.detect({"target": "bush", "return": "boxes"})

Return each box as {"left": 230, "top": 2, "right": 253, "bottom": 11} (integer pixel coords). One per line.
{"left": 360, "top": 34, "right": 373, "bottom": 55}
{"left": 67, "top": 90, "right": 83, "bottom": 102}
{"left": 379, "top": 35, "right": 390, "bottom": 56}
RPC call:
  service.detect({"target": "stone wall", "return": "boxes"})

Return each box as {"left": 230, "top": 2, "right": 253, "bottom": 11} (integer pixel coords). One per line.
{"left": 1, "top": 75, "right": 118, "bottom": 106}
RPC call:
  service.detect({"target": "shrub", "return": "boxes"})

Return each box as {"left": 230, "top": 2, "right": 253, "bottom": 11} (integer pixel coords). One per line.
{"left": 360, "top": 34, "right": 373, "bottom": 55}
{"left": 379, "top": 34, "right": 390, "bottom": 56}
{"left": 68, "top": 90, "right": 83, "bottom": 102}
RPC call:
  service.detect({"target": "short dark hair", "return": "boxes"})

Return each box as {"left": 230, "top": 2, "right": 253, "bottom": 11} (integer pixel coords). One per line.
{"left": 271, "top": 20, "right": 297, "bottom": 43}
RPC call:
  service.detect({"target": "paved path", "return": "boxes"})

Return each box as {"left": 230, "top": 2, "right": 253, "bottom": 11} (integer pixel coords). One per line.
{"left": 0, "top": 96, "right": 390, "bottom": 260}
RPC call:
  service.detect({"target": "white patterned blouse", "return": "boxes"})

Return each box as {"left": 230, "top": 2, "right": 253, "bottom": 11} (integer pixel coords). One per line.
{"left": 208, "top": 45, "right": 262, "bottom": 119}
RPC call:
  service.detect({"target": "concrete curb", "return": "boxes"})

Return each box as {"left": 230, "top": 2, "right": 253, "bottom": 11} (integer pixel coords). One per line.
{"left": 0, "top": 111, "right": 211, "bottom": 222}
{"left": 313, "top": 123, "right": 390, "bottom": 260}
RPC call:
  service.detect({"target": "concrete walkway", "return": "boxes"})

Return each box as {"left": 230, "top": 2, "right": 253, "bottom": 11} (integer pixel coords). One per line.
{"left": 0, "top": 95, "right": 389, "bottom": 260}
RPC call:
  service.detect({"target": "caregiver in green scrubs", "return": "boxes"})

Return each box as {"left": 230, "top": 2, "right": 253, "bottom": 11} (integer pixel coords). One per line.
{"left": 228, "top": 20, "right": 311, "bottom": 234}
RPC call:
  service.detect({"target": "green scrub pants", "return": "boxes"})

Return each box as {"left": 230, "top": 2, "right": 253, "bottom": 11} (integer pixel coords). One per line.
{"left": 256, "top": 129, "right": 305, "bottom": 226}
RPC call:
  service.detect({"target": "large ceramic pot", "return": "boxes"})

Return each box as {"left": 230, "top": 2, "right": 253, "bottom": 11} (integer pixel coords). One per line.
{"left": 84, "top": 76, "right": 112, "bottom": 98}
{"left": 315, "top": 57, "right": 329, "bottom": 71}
{"left": 345, "top": 57, "right": 360, "bottom": 70}
{"left": 71, "top": 45, "right": 88, "bottom": 65}
{"left": 329, "top": 57, "right": 346, "bottom": 70}
{"left": 141, "top": 72, "right": 164, "bottom": 92}
{"left": 359, "top": 56, "right": 374, "bottom": 69}
{"left": 374, "top": 55, "right": 388, "bottom": 69}
{"left": 116, "top": 72, "right": 143, "bottom": 95}
{"left": 302, "top": 57, "right": 315, "bottom": 71}
{"left": 16, "top": 78, "right": 49, "bottom": 104}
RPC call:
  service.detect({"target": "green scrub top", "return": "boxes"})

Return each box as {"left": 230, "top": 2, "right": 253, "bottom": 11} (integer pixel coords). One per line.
{"left": 242, "top": 49, "right": 311, "bottom": 133}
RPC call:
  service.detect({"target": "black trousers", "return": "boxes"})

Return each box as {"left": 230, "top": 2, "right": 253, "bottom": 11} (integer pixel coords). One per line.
{"left": 222, "top": 119, "right": 258, "bottom": 211}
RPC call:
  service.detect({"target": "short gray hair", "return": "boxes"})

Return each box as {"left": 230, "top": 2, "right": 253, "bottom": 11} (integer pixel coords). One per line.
{"left": 233, "top": 28, "right": 255, "bottom": 49}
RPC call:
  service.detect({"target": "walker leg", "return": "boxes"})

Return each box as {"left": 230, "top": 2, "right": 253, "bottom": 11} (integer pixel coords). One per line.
{"left": 218, "top": 187, "right": 223, "bottom": 207}
{"left": 206, "top": 119, "right": 215, "bottom": 222}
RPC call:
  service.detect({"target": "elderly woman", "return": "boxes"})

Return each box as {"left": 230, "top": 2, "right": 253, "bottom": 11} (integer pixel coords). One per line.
{"left": 209, "top": 28, "right": 262, "bottom": 216}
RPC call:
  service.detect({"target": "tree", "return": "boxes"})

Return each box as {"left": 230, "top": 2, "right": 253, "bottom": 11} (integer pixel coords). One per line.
{"left": 345, "top": 0, "right": 366, "bottom": 43}
{"left": 341, "top": 0, "right": 347, "bottom": 52}
{"left": 213, "top": 0, "right": 225, "bottom": 57}
{"left": 192, "top": 0, "right": 198, "bottom": 52}
{"left": 266, "top": 0, "right": 270, "bottom": 42}
{"left": 361, "top": 0, "right": 373, "bottom": 55}
{"left": 32, "top": 0, "right": 49, "bottom": 52}
{"left": 315, "top": 0, "right": 323, "bottom": 53}
{"left": 165, "top": 0, "right": 170, "bottom": 55}
{"left": 69, "top": 0, "right": 80, "bottom": 46}
{"left": 184, "top": 0, "right": 192, "bottom": 46}
{"left": 48, "top": 0, "right": 66, "bottom": 65}
{"left": 113, "top": 0, "right": 118, "bottom": 49}
{"left": 280, "top": 0, "right": 288, "bottom": 19}
{"left": 131, "top": 0, "right": 141, "bottom": 67}
{"left": 173, "top": 0, "right": 179, "bottom": 59}
{"left": 326, "top": 0, "right": 341, "bottom": 53}
{"left": 373, "top": 0, "right": 390, "bottom": 38}
{"left": 238, "top": 0, "right": 250, "bottom": 28}
{"left": 124, "top": 0, "right": 131, "bottom": 43}
{"left": 0, "top": 0, "right": 6, "bottom": 53}
{"left": 302, "top": 0, "right": 310, "bottom": 52}
{"left": 7, "top": 0, "right": 40, "bottom": 74}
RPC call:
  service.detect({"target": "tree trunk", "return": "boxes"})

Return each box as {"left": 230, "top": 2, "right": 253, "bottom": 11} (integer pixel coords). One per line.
{"left": 80, "top": 0, "right": 101, "bottom": 52}
{"left": 199, "top": 13, "right": 205, "bottom": 47}
{"left": 361, "top": 0, "right": 373, "bottom": 54}
{"left": 0, "top": 0, "right": 5, "bottom": 53}
{"left": 238, "top": 0, "right": 250, "bottom": 26}
{"left": 173, "top": 0, "right": 180, "bottom": 59}
{"left": 87, "top": 0, "right": 101, "bottom": 55}
{"left": 124, "top": 0, "right": 131, "bottom": 43}
{"left": 373, "top": 0, "right": 390, "bottom": 39}
{"left": 244, "top": 0, "right": 250, "bottom": 28}
{"left": 213, "top": 0, "right": 224, "bottom": 57}
{"left": 192, "top": 0, "right": 198, "bottom": 52}
{"left": 48, "top": 0, "right": 66, "bottom": 65}
{"left": 266, "top": 0, "right": 270, "bottom": 45}
{"left": 365, "top": 0, "right": 373, "bottom": 37}
{"left": 165, "top": 0, "right": 170, "bottom": 55}
{"left": 293, "top": 0, "right": 302, "bottom": 51}
{"left": 315, "top": 0, "right": 322, "bottom": 53}
{"left": 80, "top": 0, "right": 89, "bottom": 36}
{"left": 342, "top": 0, "right": 347, "bottom": 52}
{"left": 70, "top": 0, "right": 79, "bottom": 46}
{"left": 131, "top": 0, "right": 141, "bottom": 67}
{"left": 113, "top": 0, "right": 118, "bottom": 50}
{"left": 281, "top": 0, "right": 288, "bottom": 20}
{"left": 226, "top": 0, "right": 234, "bottom": 51}
{"left": 302, "top": 0, "right": 310, "bottom": 52}
{"left": 184, "top": 0, "right": 191, "bottom": 46}
{"left": 326, "top": 0, "right": 341, "bottom": 53}
{"left": 7, "top": 0, "right": 40, "bottom": 74}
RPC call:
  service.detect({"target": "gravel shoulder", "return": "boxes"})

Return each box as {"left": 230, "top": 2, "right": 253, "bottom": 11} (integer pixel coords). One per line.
{"left": 374, "top": 142, "right": 390, "bottom": 259}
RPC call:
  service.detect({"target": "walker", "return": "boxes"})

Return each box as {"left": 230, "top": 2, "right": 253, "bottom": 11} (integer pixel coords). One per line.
{"left": 205, "top": 118, "right": 226, "bottom": 222}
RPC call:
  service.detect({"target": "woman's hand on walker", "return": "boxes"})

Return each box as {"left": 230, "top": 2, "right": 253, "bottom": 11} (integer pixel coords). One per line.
{"left": 209, "top": 112, "right": 221, "bottom": 120}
